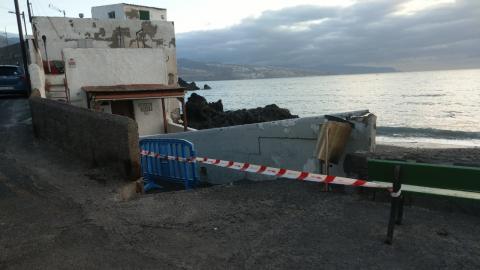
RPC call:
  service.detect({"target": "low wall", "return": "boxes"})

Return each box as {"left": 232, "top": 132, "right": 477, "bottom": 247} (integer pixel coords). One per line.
{"left": 29, "top": 97, "right": 140, "bottom": 180}
{"left": 148, "top": 110, "right": 376, "bottom": 184}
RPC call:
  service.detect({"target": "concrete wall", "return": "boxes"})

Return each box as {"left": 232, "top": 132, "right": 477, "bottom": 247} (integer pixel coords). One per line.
{"left": 124, "top": 5, "right": 167, "bottom": 21}
{"left": 147, "top": 110, "right": 376, "bottom": 184}
{"left": 91, "top": 4, "right": 167, "bottom": 21}
{"left": 31, "top": 17, "right": 177, "bottom": 81}
{"left": 91, "top": 4, "right": 127, "bottom": 20}
{"left": 28, "top": 63, "right": 46, "bottom": 97}
{"left": 62, "top": 48, "right": 168, "bottom": 106}
{"left": 29, "top": 96, "right": 140, "bottom": 180}
{"left": 133, "top": 99, "right": 165, "bottom": 136}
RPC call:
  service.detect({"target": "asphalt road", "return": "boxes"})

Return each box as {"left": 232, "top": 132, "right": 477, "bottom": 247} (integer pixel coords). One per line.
{"left": 1, "top": 98, "right": 480, "bottom": 269}
{"left": 0, "top": 98, "right": 31, "bottom": 128}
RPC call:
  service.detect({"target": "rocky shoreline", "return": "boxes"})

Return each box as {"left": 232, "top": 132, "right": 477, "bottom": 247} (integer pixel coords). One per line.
{"left": 178, "top": 77, "right": 211, "bottom": 91}
{"left": 186, "top": 93, "right": 298, "bottom": 130}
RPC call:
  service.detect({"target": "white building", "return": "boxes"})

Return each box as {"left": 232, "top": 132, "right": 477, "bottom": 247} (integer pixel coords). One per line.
{"left": 27, "top": 4, "right": 190, "bottom": 136}
{"left": 91, "top": 3, "right": 167, "bottom": 21}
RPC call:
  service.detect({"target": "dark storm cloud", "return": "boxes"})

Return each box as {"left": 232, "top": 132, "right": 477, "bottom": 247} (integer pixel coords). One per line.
{"left": 177, "top": 0, "right": 480, "bottom": 71}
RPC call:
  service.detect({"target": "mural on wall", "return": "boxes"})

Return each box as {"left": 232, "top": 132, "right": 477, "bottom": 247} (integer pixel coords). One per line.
{"left": 31, "top": 17, "right": 178, "bottom": 80}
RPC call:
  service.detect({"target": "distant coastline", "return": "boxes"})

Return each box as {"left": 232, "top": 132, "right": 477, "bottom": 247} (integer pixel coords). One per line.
{"left": 178, "top": 58, "right": 396, "bottom": 82}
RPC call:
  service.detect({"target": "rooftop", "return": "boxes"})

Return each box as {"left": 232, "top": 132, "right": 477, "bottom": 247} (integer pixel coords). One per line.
{"left": 91, "top": 3, "right": 166, "bottom": 11}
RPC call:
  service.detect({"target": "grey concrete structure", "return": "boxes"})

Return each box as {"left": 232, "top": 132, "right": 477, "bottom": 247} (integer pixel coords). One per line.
{"left": 148, "top": 110, "right": 376, "bottom": 184}
{"left": 29, "top": 97, "right": 140, "bottom": 180}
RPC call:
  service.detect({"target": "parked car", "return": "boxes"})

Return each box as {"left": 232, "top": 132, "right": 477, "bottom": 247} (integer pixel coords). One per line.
{"left": 0, "top": 65, "right": 28, "bottom": 97}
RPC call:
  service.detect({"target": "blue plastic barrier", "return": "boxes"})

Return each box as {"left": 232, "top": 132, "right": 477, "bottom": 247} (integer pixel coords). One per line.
{"left": 140, "top": 138, "right": 198, "bottom": 191}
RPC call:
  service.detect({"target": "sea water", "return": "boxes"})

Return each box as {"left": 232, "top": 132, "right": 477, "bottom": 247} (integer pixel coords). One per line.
{"left": 192, "top": 69, "right": 480, "bottom": 147}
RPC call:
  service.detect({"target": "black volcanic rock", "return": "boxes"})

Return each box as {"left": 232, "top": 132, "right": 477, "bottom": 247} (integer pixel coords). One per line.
{"left": 186, "top": 93, "right": 298, "bottom": 129}
{"left": 203, "top": 84, "right": 212, "bottom": 90}
{"left": 178, "top": 77, "right": 200, "bottom": 90}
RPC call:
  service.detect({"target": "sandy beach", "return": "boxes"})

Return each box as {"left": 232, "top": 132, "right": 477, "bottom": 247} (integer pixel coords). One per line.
{"left": 374, "top": 144, "right": 480, "bottom": 167}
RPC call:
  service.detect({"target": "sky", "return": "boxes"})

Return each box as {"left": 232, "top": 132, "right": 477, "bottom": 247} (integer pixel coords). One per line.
{"left": 0, "top": 0, "right": 354, "bottom": 33}
{"left": 1, "top": 0, "right": 478, "bottom": 71}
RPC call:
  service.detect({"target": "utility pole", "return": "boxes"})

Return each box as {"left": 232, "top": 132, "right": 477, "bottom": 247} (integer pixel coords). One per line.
{"left": 4, "top": 27, "right": 8, "bottom": 46}
{"left": 9, "top": 11, "right": 27, "bottom": 35}
{"left": 13, "top": 0, "right": 31, "bottom": 93}
{"left": 27, "top": 0, "right": 32, "bottom": 22}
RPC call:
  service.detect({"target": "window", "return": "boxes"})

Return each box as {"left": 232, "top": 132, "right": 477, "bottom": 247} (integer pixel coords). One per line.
{"left": 139, "top": 10, "right": 150, "bottom": 20}
{"left": 108, "top": 11, "right": 115, "bottom": 19}
{"left": 0, "top": 66, "right": 21, "bottom": 76}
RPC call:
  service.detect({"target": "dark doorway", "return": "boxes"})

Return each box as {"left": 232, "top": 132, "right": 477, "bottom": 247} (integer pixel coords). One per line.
{"left": 111, "top": 100, "right": 135, "bottom": 119}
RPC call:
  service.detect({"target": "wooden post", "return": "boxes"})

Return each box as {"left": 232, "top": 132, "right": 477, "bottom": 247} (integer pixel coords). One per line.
{"left": 179, "top": 97, "right": 188, "bottom": 131}
{"left": 161, "top": 98, "right": 168, "bottom": 134}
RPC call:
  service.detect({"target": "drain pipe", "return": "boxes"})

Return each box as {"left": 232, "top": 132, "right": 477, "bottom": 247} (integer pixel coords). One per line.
{"left": 135, "top": 28, "right": 143, "bottom": 48}
{"left": 41, "top": 35, "right": 51, "bottom": 73}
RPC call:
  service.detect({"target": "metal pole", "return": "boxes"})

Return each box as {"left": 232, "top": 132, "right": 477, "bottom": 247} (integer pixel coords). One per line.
{"left": 180, "top": 97, "right": 188, "bottom": 131}
{"left": 324, "top": 123, "right": 330, "bottom": 191}
{"left": 21, "top": 12, "right": 27, "bottom": 36}
{"left": 14, "top": 0, "right": 31, "bottom": 93}
{"left": 386, "top": 165, "right": 402, "bottom": 245}
{"left": 42, "top": 35, "right": 51, "bottom": 73}
{"left": 161, "top": 98, "right": 168, "bottom": 134}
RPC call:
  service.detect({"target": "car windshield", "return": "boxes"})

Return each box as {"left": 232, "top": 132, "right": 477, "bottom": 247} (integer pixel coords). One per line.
{"left": 0, "top": 66, "right": 21, "bottom": 76}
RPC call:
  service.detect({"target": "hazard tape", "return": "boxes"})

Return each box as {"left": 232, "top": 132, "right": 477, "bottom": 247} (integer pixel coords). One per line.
{"left": 140, "top": 149, "right": 393, "bottom": 190}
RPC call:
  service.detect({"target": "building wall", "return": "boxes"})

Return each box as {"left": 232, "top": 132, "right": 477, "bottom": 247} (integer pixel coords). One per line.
{"left": 29, "top": 96, "right": 141, "bottom": 180}
{"left": 31, "top": 17, "right": 177, "bottom": 82}
{"left": 91, "top": 4, "right": 127, "bottom": 20}
{"left": 62, "top": 48, "right": 168, "bottom": 107}
{"left": 133, "top": 99, "right": 165, "bottom": 136}
{"left": 123, "top": 5, "right": 167, "bottom": 21}
{"left": 147, "top": 111, "right": 376, "bottom": 184}
{"left": 91, "top": 4, "right": 167, "bottom": 21}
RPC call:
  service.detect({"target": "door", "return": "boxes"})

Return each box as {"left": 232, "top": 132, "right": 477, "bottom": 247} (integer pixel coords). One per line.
{"left": 111, "top": 100, "right": 135, "bottom": 120}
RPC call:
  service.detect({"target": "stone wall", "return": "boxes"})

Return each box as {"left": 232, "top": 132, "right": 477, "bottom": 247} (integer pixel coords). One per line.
{"left": 29, "top": 97, "right": 140, "bottom": 180}
{"left": 148, "top": 110, "right": 376, "bottom": 184}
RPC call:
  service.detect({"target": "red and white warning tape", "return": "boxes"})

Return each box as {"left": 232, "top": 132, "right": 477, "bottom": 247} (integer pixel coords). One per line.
{"left": 140, "top": 149, "right": 392, "bottom": 190}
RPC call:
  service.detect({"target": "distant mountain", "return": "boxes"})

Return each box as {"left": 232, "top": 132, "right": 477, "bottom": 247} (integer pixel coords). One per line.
{"left": 178, "top": 58, "right": 396, "bottom": 81}
{"left": 0, "top": 33, "right": 19, "bottom": 48}
{"left": 178, "top": 59, "right": 322, "bottom": 81}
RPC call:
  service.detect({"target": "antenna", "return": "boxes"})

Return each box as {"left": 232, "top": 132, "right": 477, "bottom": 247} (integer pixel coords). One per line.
{"left": 48, "top": 3, "right": 65, "bottom": 17}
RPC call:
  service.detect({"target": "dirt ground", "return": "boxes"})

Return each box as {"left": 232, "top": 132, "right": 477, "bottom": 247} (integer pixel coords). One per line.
{"left": 1, "top": 98, "right": 480, "bottom": 269}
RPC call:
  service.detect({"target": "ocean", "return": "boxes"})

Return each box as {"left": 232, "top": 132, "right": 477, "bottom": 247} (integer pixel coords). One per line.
{"left": 192, "top": 69, "right": 480, "bottom": 147}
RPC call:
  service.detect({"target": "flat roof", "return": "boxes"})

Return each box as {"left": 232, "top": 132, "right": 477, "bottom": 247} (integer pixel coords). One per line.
{"left": 82, "top": 84, "right": 185, "bottom": 93}
{"left": 83, "top": 84, "right": 185, "bottom": 101}
{"left": 91, "top": 3, "right": 166, "bottom": 11}
{"left": 122, "top": 3, "right": 166, "bottom": 11}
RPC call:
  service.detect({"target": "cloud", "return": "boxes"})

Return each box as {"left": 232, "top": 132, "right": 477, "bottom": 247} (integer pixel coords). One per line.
{"left": 177, "top": 0, "right": 480, "bottom": 71}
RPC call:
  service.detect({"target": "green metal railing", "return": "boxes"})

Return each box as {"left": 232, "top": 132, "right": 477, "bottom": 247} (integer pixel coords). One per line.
{"left": 368, "top": 159, "right": 480, "bottom": 193}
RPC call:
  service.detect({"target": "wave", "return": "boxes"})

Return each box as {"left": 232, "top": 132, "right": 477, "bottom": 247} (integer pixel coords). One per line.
{"left": 377, "top": 126, "right": 480, "bottom": 140}
{"left": 401, "top": 94, "right": 446, "bottom": 97}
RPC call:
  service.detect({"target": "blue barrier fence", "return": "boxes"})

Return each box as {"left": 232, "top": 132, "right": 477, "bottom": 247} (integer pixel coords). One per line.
{"left": 140, "top": 138, "right": 198, "bottom": 191}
